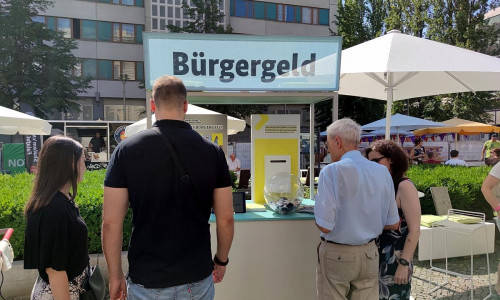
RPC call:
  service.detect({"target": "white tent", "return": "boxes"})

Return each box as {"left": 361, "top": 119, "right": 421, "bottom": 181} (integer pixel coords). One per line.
{"left": 339, "top": 30, "right": 500, "bottom": 138}
{"left": 125, "top": 104, "right": 246, "bottom": 137}
{"left": 0, "top": 106, "right": 52, "bottom": 135}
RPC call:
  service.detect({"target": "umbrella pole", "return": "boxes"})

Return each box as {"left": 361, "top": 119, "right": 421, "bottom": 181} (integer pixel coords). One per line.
{"left": 385, "top": 73, "right": 394, "bottom": 140}
{"left": 310, "top": 103, "right": 315, "bottom": 198}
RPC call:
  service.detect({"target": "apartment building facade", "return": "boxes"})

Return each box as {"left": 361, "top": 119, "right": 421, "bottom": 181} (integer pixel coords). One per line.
{"left": 37, "top": 0, "right": 337, "bottom": 122}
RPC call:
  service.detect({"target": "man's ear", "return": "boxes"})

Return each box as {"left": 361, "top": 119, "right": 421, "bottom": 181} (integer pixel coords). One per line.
{"left": 150, "top": 99, "right": 156, "bottom": 112}
{"left": 183, "top": 100, "right": 188, "bottom": 114}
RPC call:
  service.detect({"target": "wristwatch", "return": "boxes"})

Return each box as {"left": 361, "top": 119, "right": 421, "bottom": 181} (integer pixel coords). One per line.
{"left": 399, "top": 258, "right": 410, "bottom": 266}
{"left": 214, "top": 255, "right": 229, "bottom": 266}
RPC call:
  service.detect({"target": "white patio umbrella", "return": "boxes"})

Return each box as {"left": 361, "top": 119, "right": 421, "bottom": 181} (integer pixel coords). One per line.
{"left": 339, "top": 30, "right": 500, "bottom": 138}
{"left": 362, "top": 114, "right": 445, "bottom": 132}
{"left": 125, "top": 104, "right": 246, "bottom": 137}
{"left": 0, "top": 105, "right": 52, "bottom": 135}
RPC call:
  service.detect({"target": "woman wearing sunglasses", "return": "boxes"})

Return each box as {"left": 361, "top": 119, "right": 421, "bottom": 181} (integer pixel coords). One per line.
{"left": 366, "top": 140, "right": 421, "bottom": 300}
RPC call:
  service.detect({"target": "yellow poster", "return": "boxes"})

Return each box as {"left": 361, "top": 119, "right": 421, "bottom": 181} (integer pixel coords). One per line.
{"left": 212, "top": 133, "right": 223, "bottom": 146}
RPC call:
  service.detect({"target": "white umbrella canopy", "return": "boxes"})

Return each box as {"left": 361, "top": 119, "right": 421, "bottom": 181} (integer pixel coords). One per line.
{"left": 0, "top": 105, "right": 52, "bottom": 135}
{"left": 339, "top": 30, "right": 500, "bottom": 138}
{"left": 125, "top": 104, "right": 246, "bottom": 137}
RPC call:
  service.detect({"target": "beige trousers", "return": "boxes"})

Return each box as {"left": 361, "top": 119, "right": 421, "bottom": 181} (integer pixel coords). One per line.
{"left": 316, "top": 240, "right": 379, "bottom": 300}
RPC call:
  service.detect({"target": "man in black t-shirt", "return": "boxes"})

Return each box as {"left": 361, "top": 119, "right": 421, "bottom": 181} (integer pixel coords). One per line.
{"left": 89, "top": 131, "right": 105, "bottom": 153}
{"left": 102, "top": 76, "right": 234, "bottom": 300}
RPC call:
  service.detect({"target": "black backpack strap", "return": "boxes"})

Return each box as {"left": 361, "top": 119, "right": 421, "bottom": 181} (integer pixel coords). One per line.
{"left": 151, "top": 127, "right": 191, "bottom": 186}
{"left": 150, "top": 127, "right": 208, "bottom": 216}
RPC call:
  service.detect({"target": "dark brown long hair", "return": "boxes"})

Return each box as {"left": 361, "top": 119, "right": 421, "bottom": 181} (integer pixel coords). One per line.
{"left": 24, "top": 136, "right": 83, "bottom": 216}
{"left": 365, "top": 140, "right": 409, "bottom": 183}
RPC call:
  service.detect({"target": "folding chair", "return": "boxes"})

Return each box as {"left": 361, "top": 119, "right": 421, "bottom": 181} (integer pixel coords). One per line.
{"left": 430, "top": 186, "right": 452, "bottom": 215}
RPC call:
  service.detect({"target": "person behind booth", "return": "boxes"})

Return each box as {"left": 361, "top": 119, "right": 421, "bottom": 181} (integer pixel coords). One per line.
{"left": 24, "top": 136, "right": 89, "bottom": 300}
{"left": 89, "top": 131, "right": 105, "bottom": 153}
{"left": 102, "top": 75, "right": 234, "bottom": 300}
{"left": 227, "top": 153, "right": 241, "bottom": 173}
{"left": 314, "top": 118, "right": 400, "bottom": 300}
{"left": 366, "top": 140, "right": 421, "bottom": 300}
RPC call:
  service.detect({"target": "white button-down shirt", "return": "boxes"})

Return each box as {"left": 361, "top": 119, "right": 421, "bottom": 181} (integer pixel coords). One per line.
{"left": 314, "top": 150, "right": 400, "bottom": 245}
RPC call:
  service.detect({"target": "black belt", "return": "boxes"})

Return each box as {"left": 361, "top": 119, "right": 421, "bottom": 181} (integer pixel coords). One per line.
{"left": 321, "top": 237, "right": 375, "bottom": 246}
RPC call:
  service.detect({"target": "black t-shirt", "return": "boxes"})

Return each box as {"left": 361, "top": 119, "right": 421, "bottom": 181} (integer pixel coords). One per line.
{"left": 90, "top": 136, "right": 105, "bottom": 152}
{"left": 24, "top": 192, "right": 89, "bottom": 283}
{"left": 104, "top": 119, "right": 231, "bottom": 288}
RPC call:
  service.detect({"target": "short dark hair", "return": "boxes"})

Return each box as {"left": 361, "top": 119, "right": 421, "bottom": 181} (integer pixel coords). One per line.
{"left": 450, "top": 150, "right": 459, "bottom": 157}
{"left": 152, "top": 75, "right": 187, "bottom": 110}
{"left": 365, "top": 140, "right": 409, "bottom": 182}
{"left": 414, "top": 137, "right": 423, "bottom": 146}
{"left": 427, "top": 151, "right": 435, "bottom": 159}
{"left": 493, "top": 148, "right": 500, "bottom": 157}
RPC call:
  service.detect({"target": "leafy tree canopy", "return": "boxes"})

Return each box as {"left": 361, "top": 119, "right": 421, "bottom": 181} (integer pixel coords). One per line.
{"left": 0, "top": 0, "right": 91, "bottom": 118}
{"left": 330, "top": 0, "right": 500, "bottom": 125}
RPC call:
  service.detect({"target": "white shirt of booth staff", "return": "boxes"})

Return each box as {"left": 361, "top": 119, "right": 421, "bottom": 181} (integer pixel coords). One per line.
{"left": 227, "top": 153, "right": 241, "bottom": 172}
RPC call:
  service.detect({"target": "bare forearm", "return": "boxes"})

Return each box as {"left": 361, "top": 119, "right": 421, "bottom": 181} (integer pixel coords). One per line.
{"left": 46, "top": 269, "right": 70, "bottom": 300}
{"left": 102, "top": 222, "right": 124, "bottom": 279}
{"left": 215, "top": 218, "right": 234, "bottom": 261}
{"left": 401, "top": 230, "right": 420, "bottom": 261}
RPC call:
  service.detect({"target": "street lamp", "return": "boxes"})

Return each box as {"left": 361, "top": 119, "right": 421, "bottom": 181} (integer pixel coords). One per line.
{"left": 120, "top": 73, "right": 129, "bottom": 121}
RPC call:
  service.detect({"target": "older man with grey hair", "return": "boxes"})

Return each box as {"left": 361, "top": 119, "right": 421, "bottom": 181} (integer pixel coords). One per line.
{"left": 314, "top": 118, "right": 400, "bottom": 300}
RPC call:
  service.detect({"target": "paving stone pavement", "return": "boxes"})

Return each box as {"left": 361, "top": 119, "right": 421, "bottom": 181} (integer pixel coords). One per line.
{"left": 410, "top": 225, "right": 500, "bottom": 300}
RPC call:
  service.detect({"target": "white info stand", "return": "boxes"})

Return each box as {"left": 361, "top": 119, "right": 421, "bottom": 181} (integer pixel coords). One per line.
{"left": 428, "top": 209, "right": 493, "bottom": 300}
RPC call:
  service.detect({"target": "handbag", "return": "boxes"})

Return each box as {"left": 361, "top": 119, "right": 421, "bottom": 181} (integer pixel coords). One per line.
{"left": 80, "top": 256, "right": 106, "bottom": 300}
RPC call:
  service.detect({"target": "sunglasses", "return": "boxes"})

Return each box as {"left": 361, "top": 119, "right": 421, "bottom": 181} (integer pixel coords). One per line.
{"left": 370, "top": 156, "right": 386, "bottom": 163}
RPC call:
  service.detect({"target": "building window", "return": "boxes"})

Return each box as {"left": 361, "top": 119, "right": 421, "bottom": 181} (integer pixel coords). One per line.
{"left": 229, "top": 0, "right": 329, "bottom": 26}
{"left": 285, "top": 5, "right": 294, "bottom": 22}
{"left": 65, "top": 104, "right": 93, "bottom": 120}
{"left": 97, "top": 21, "right": 112, "bottom": 41}
{"left": 266, "top": 3, "right": 277, "bottom": 20}
{"left": 136, "top": 25, "right": 143, "bottom": 43}
{"left": 57, "top": 18, "right": 72, "bottom": 38}
{"left": 121, "top": 24, "right": 135, "bottom": 43}
{"left": 82, "top": 59, "right": 97, "bottom": 78}
{"left": 254, "top": 2, "right": 265, "bottom": 19}
{"left": 319, "top": 9, "right": 329, "bottom": 25}
{"left": 82, "top": 20, "right": 96, "bottom": 39}
{"left": 136, "top": 62, "right": 144, "bottom": 81}
{"left": 302, "top": 7, "right": 311, "bottom": 24}
{"left": 98, "top": 60, "right": 113, "bottom": 79}
{"left": 105, "top": 105, "right": 145, "bottom": 121}
{"left": 32, "top": 16, "right": 45, "bottom": 23}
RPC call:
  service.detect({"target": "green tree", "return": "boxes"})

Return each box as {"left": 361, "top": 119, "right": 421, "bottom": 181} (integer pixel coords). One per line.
{"left": 0, "top": 0, "right": 91, "bottom": 118}
{"left": 166, "top": 0, "right": 232, "bottom": 33}
{"left": 392, "top": 0, "right": 500, "bottom": 122}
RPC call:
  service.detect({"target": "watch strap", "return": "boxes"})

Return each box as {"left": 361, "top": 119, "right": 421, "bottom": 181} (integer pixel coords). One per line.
{"left": 214, "top": 255, "right": 229, "bottom": 266}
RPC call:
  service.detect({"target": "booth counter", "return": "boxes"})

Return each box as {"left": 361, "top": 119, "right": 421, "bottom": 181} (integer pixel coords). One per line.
{"left": 208, "top": 205, "right": 318, "bottom": 300}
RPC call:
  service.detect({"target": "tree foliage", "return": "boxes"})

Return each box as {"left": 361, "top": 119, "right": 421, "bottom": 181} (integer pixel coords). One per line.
{"left": 332, "top": 0, "right": 500, "bottom": 125}
{"left": 0, "top": 0, "right": 91, "bottom": 118}
{"left": 166, "top": 0, "right": 232, "bottom": 33}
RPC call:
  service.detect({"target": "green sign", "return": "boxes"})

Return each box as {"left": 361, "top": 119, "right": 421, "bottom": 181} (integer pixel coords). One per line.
{"left": 3, "top": 144, "right": 26, "bottom": 174}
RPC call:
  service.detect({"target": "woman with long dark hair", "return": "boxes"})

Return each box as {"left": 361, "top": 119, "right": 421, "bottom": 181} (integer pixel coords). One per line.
{"left": 24, "top": 136, "right": 89, "bottom": 300}
{"left": 366, "top": 140, "right": 421, "bottom": 300}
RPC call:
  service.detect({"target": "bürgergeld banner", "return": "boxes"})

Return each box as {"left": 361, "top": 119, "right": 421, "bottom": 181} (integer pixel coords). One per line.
{"left": 143, "top": 33, "right": 342, "bottom": 92}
